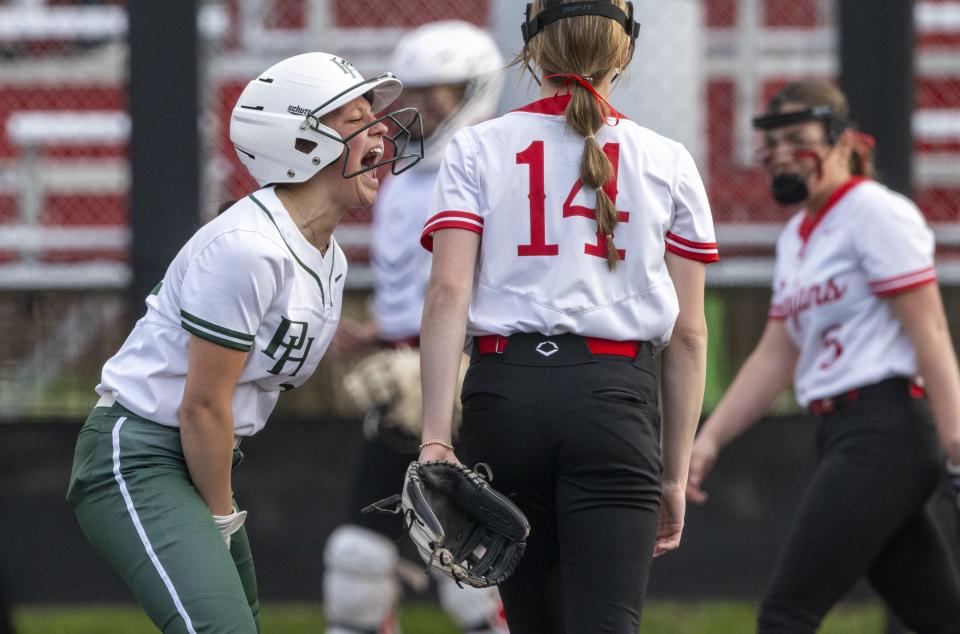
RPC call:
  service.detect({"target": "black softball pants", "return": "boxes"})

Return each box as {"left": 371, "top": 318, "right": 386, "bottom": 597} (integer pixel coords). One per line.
{"left": 758, "top": 378, "right": 960, "bottom": 633}
{"left": 459, "top": 334, "right": 662, "bottom": 634}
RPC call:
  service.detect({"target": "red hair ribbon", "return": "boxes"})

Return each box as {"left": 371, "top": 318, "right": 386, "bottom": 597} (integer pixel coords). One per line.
{"left": 543, "top": 73, "right": 620, "bottom": 125}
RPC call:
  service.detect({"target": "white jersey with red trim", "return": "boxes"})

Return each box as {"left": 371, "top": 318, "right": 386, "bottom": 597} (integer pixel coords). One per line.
{"left": 369, "top": 169, "right": 435, "bottom": 341}
{"left": 420, "top": 94, "right": 718, "bottom": 348}
{"left": 769, "top": 178, "right": 936, "bottom": 406}
{"left": 99, "top": 186, "right": 345, "bottom": 436}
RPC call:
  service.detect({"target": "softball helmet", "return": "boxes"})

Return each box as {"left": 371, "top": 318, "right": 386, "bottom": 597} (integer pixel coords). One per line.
{"left": 230, "top": 52, "right": 422, "bottom": 186}
{"left": 389, "top": 21, "right": 504, "bottom": 170}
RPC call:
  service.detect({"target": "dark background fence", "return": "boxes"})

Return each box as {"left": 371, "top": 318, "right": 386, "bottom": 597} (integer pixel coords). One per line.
{"left": 4, "top": 414, "right": 957, "bottom": 604}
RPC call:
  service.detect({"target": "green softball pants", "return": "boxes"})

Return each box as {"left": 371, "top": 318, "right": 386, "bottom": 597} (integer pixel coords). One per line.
{"left": 66, "top": 403, "right": 260, "bottom": 633}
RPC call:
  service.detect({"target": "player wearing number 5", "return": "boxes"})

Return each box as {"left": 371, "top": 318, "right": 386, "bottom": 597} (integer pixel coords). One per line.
{"left": 417, "top": 1, "right": 718, "bottom": 631}
{"left": 686, "top": 80, "right": 960, "bottom": 633}
{"left": 65, "top": 53, "right": 421, "bottom": 632}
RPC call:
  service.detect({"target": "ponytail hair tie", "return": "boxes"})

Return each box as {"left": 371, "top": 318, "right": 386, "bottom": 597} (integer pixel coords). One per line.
{"left": 544, "top": 73, "right": 622, "bottom": 126}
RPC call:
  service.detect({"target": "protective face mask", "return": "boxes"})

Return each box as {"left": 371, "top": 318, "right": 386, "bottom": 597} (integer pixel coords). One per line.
{"left": 771, "top": 173, "right": 809, "bottom": 205}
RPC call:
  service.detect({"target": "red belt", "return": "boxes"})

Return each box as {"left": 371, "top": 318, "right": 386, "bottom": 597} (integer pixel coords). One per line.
{"left": 476, "top": 334, "right": 639, "bottom": 358}
{"left": 808, "top": 379, "right": 925, "bottom": 416}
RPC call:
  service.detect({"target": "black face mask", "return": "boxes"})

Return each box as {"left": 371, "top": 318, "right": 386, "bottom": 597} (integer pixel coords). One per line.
{"left": 771, "top": 173, "right": 809, "bottom": 205}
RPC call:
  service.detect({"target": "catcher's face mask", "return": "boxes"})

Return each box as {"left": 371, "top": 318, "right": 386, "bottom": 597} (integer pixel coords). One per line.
{"left": 752, "top": 105, "right": 845, "bottom": 205}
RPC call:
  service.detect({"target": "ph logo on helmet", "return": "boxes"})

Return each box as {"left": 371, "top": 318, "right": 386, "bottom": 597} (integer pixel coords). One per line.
{"left": 330, "top": 55, "right": 360, "bottom": 79}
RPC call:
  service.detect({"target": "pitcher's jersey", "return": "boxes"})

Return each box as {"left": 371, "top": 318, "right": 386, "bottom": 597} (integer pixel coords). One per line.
{"left": 420, "top": 94, "right": 718, "bottom": 348}
{"left": 769, "top": 178, "right": 936, "bottom": 406}
{"left": 99, "top": 186, "right": 346, "bottom": 436}
{"left": 369, "top": 169, "right": 435, "bottom": 341}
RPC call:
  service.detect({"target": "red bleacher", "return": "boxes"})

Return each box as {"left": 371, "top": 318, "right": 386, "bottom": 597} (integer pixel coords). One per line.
{"left": 2, "top": 0, "right": 958, "bottom": 284}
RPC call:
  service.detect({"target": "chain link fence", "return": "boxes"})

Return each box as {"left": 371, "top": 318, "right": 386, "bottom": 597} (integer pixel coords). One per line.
{"left": 1, "top": 0, "right": 959, "bottom": 418}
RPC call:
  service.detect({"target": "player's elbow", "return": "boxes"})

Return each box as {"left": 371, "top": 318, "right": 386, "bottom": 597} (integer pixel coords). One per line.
{"left": 424, "top": 276, "right": 471, "bottom": 315}
{"left": 670, "top": 319, "right": 708, "bottom": 355}
{"left": 180, "top": 393, "right": 230, "bottom": 432}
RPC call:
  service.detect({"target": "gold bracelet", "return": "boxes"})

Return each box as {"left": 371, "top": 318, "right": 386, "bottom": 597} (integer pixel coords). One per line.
{"left": 419, "top": 439, "right": 454, "bottom": 451}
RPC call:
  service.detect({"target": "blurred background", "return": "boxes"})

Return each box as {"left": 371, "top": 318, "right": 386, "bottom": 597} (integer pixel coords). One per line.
{"left": 0, "top": 0, "right": 957, "bottom": 632}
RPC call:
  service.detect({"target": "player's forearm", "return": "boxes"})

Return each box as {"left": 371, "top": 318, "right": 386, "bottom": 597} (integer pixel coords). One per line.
{"left": 660, "top": 323, "right": 707, "bottom": 486}
{"left": 420, "top": 279, "right": 471, "bottom": 445}
{"left": 700, "top": 331, "right": 794, "bottom": 449}
{"left": 180, "top": 401, "right": 235, "bottom": 515}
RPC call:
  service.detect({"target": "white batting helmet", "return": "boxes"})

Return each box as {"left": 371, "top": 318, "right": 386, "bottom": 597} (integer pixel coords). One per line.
{"left": 389, "top": 21, "right": 505, "bottom": 170}
{"left": 230, "top": 52, "right": 421, "bottom": 186}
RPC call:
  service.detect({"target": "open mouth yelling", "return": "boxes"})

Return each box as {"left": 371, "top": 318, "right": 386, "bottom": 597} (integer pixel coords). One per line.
{"left": 360, "top": 145, "right": 384, "bottom": 174}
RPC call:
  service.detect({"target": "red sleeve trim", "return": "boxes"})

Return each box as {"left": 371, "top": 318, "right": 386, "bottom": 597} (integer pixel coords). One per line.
{"left": 873, "top": 277, "right": 937, "bottom": 297}
{"left": 870, "top": 266, "right": 937, "bottom": 297}
{"left": 665, "top": 231, "right": 720, "bottom": 262}
{"left": 665, "top": 231, "right": 717, "bottom": 250}
{"left": 666, "top": 243, "right": 720, "bottom": 262}
{"left": 768, "top": 304, "right": 788, "bottom": 319}
{"left": 421, "top": 211, "right": 484, "bottom": 252}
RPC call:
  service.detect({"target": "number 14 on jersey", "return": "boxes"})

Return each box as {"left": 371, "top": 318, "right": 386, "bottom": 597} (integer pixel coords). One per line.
{"left": 516, "top": 140, "right": 629, "bottom": 260}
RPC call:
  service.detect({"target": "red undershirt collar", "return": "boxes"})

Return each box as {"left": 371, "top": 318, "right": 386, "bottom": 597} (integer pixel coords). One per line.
{"left": 512, "top": 93, "right": 627, "bottom": 119}
{"left": 798, "top": 176, "right": 868, "bottom": 244}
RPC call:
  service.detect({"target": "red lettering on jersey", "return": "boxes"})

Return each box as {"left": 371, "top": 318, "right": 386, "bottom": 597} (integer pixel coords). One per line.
{"left": 823, "top": 277, "right": 844, "bottom": 303}
{"left": 516, "top": 141, "right": 559, "bottom": 256}
{"left": 515, "top": 140, "right": 628, "bottom": 260}
{"left": 562, "top": 142, "right": 629, "bottom": 260}
{"left": 819, "top": 324, "right": 844, "bottom": 370}
{"left": 771, "top": 276, "right": 848, "bottom": 330}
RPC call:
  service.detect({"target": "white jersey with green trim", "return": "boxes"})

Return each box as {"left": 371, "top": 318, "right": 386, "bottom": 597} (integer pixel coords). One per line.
{"left": 98, "top": 186, "right": 346, "bottom": 436}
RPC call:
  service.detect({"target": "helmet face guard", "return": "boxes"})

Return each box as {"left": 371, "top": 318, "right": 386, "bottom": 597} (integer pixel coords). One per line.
{"left": 301, "top": 73, "right": 424, "bottom": 178}
{"left": 752, "top": 104, "right": 849, "bottom": 144}
{"left": 306, "top": 105, "right": 424, "bottom": 178}
{"left": 752, "top": 106, "right": 844, "bottom": 205}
